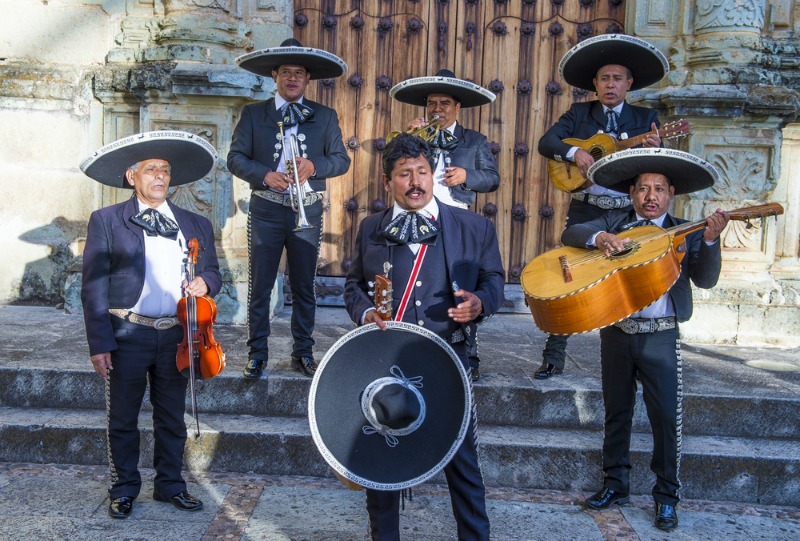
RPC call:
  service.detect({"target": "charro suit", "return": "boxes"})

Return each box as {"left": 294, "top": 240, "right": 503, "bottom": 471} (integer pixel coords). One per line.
{"left": 81, "top": 196, "right": 221, "bottom": 500}
{"left": 228, "top": 97, "right": 350, "bottom": 362}
{"left": 344, "top": 200, "right": 504, "bottom": 541}
{"left": 562, "top": 209, "right": 721, "bottom": 506}
{"left": 441, "top": 123, "right": 500, "bottom": 208}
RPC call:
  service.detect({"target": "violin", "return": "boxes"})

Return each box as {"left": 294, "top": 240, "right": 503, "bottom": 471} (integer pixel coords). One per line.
{"left": 177, "top": 238, "right": 226, "bottom": 436}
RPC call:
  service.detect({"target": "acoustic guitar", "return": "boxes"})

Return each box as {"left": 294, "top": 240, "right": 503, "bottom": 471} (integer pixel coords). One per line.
{"left": 547, "top": 119, "right": 691, "bottom": 193}
{"left": 521, "top": 203, "right": 784, "bottom": 335}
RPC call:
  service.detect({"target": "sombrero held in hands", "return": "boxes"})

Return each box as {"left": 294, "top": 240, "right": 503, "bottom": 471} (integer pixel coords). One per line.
{"left": 390, "top": 69, "right": 496, "bottom": 108}
{"left": 79, "top": 131, "right": 218, "bottom": 188}
{"left": 587, "top": 148, "right": 720, "bottom": 195}
{"left": 236, "top": 38, "right": 348, "bottom": 80}
{"left": 309, "top": 322, "right": 472, "bottom": 491}
{"left": 559, "top": 34, "right": 669, "bottom": 92}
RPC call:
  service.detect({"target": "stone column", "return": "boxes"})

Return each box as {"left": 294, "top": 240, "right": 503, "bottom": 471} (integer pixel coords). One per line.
{"left": 628, "top": 0, "right": 800, "bottom": 346}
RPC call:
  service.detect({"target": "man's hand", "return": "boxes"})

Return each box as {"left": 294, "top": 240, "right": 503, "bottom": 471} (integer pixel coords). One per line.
{"left": 595, "top": 232, "right": 630, "bottom": 256}
{"left": 263, "top": 171, "right": 290, "bottom": 192}
{"left": 442, "top": 166, "right": 467, "bottom": 187}
{"left": 363, "top": 309, "right": 388, "bottom": 331}
{"left": 703, "top": 208, "right": 730, "bottom": 243}
{"left": 294, "top": 157, "right": 316, "bottom": 183}
{"left": 448, "top": 289, "right": 483, "bottom": 323}
{"left": 641, "top": 122, "right": 661, "bottom": 148}
{"left": 182, "top": 277, "right": 209, "bottom": 297}
{"left": 406, "top": 117, "right": 427, "bottom": 131}
{"left": 573, "top": 149, "right": 596, "bottom": 177}
{"left": 91, "top": 352, "right": 112, "bottom": 379}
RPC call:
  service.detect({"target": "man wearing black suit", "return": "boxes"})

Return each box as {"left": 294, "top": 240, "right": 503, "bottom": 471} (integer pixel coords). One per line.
{"left": 561, "top": 149, "right": 730, "bottom": 531}
{"left": 228, "top": 39, "right": 351, "bottom": 379}
{"left": 80, "top": 131, "right": 222, "bottom": 519}
{"left": 344, "top": 133, "right": 504, "bottom": 540}
{"left": 535, "top": 35, "right": 668, "bottom": 379}
{"left": 390, "top": 69, "right": 500, "bottom": 380}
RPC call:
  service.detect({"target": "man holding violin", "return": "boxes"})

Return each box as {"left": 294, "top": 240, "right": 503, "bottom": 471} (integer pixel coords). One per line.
{"left": 80, "top": 131, "right": 222, "bottom": 519}
{"left": 389, "top": 69, "right": 500, "bottom": 381}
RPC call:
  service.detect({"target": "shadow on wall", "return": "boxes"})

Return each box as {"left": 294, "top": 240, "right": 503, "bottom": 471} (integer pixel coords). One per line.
{"left": 16, "top": 216, "right": 86, "bottom": 308}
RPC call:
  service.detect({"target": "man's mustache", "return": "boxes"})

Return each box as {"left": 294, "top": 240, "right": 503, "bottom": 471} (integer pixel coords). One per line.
{"left": 405, "top": 187, "right": 426, "bottom": 196}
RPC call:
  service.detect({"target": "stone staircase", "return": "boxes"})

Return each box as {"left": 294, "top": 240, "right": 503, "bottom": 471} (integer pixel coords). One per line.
{"left": 1, "top": 305, "right": 799, "bottom": 506}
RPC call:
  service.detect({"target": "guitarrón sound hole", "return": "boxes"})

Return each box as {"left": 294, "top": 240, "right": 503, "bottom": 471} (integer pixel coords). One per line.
{"left": 589, "top": 146, "right": 604, "bottom": 160}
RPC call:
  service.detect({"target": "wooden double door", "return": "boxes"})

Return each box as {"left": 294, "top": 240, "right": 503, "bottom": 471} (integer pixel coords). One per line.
{"left": 294, "top": 0, "right": 626, "bottom": 283}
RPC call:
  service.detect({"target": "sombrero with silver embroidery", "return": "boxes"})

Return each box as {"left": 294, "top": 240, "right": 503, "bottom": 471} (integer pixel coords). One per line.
{"left": 79, "top": 131, "right": 218, "bottom": 188}
{"left": 587, "top": 148, "right": 719, "bottom": 195}
{"left": 308, "top": 321, "right": 471, "bottom": 491}
{"left": 559, "top": 34, "right": 669, "bottom": 91}
{"left": 390, "top": 69, "right": 496, "bottom": 108}
{"left": 236, "top": 38, "right": 347, "bottom": 80}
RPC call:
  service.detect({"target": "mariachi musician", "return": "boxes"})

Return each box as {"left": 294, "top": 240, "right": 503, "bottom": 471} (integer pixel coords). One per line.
{"left": 389, "top": 68, "right": 499, "bottom": 381}
{"left": 80, "top": 131, "right": 222, "bottom": 519}
{"left": 535, "top": 34, "right": 668, "bottom": 380}
{"left": 344, "top": 133, "right": 505, "bottom": 540}
{"left": 228, "top": 38, "right": 351, "bottom": 380}
{"left": 561, "top": 148, "right": 730, "bottom": 531}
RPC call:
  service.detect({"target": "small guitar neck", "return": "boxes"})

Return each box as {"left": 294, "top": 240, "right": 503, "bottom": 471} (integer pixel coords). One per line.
{"left": 616, "top": 119, "right": 690, "bottom": 151}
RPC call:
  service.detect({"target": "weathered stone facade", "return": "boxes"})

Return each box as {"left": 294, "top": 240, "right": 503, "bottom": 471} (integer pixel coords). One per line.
{"left": 0, "top": 0, "right": 797, "bottom": 345}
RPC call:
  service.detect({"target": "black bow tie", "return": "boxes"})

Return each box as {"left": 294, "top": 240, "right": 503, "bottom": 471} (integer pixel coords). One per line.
{"left": 605, "top": 110, "right": 620, "bottom": 133}
{"left": 618, "top": 218, "right": 654, "bottom": 232}
{"left": 381, "top": 212, "right": 439, "bottom": 245}
{"left": 430, "top": 130, "right": 459, "bottom": 151}
{"left": 280, "top": 102, "right": 314, "bottom": 127}
{"left": 130, "top": 208, "right": 179, "bottom": 240}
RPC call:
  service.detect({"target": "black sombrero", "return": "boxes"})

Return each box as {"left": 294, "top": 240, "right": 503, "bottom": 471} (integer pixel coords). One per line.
{"left": 236, "top": 38, "right": 347, "bottom": 80}
{"left": 559, "top": 34, "right": 669, "bottom": 91}
{"left": 390, "top": 69, "right": 496, "bottom": 108}
{"left": 309, "top": 321, "right": 471, "bottom": 491}
{"left": 79, "top": 131, "right": 218, "bottom": 188}
{"left": 587, "top": 148, "right": 719, "bottom": 195}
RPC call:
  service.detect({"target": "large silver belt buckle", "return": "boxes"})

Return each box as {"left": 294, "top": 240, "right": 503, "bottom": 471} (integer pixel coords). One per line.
{"left": 615, "top": 319, "right": 639, "bottom": 334}
{"left": 153, "top": 317, "right": 177, "bottom": 331}
{"left": 595, "top": 195, "right": 616, "bottom": 210}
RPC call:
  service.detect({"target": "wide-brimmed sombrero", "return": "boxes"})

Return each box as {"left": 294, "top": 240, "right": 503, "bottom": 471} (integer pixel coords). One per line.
{"left": 236, "top": 38, "right": 347, "bottom": 80}
{"left": 587, "top": 148, "right": 719, "bottom": 195}
{"left": 559, "top": 34, "right": 669, "bottom": 91}
{"left": 309, "top": 321, "right": 471, "bottom": 491}
{"left": 390, "top": 69, "right": 495, "bottom": 108}
{"left": 79, "top": 131, "right": 218, "bottom": 188}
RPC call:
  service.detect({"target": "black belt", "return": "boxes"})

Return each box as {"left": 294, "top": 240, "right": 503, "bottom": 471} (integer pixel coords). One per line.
{"left": 614, "top": 316, "right": 676, "bottom": 334}
{"left": 254, "top": 189, "right": 323, "bottom": 207}
{"left": 572, "top": 193, "right": 631, "bottom": 210}
{"left": 109, "top": 309, "right": 179, "bottom": 330}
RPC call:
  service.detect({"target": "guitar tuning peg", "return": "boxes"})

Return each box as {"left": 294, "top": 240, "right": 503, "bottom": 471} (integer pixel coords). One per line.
{"left": 368, "top": 291, "right": 374, "bottom": 297}
{"left": 368, "top": 281, "right": 374, "bottom": 288}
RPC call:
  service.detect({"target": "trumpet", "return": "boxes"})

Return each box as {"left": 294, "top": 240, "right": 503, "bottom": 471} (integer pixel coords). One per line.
{"left": 278, "top": 122, "right": 315, "bottom": 232}
{"left": 386, "top": 115, "right": 441, "bottom": 143}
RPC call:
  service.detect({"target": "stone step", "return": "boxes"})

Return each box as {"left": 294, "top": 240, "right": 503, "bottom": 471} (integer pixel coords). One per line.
{"left": 4, "top": 366, "right": 799, "bottom": 440}
{"left": 1, "top": 406, "right": 797, "bottom": 507}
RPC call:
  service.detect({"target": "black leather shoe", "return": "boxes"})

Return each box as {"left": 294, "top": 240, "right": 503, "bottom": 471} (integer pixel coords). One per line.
{"left": 654, "top": 502, "right": 679, "bottom": 531}
{"left": 108, "top": 496, "right": 134, "bottom": 519}
{"left": 584, "top": 487, "right": 630, "bottom": 510}
{"left": 242, "top": 358, "right": 265, "bottom": 379}
{"left": 154, "top": 490, "right": 204, "bottom": 512}
{"left": 471, "top": 367, "right": 480, "bottom": 382}
{"left": 534, "top": 362, "right": 563, "bottom": 380}
{"left": 292, "top": 355, "right": 317, "bottom": 377}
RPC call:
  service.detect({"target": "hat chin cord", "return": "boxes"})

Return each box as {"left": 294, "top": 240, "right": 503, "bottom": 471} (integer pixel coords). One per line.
{"left": 361, "top": 366, "right": 426, "bottom": 447}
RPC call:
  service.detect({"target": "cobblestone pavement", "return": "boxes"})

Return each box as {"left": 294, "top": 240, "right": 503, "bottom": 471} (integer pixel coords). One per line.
{"left": 1, "top": 462, "right": 798, "bottom": 540}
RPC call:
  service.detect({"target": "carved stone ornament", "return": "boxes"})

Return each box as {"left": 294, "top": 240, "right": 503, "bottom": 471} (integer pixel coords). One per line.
{"left": 705, "top": 148, "right": 773, "bottom": 200}
{"left": 695, "top": 0, "right": 765, "bottom": 32}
